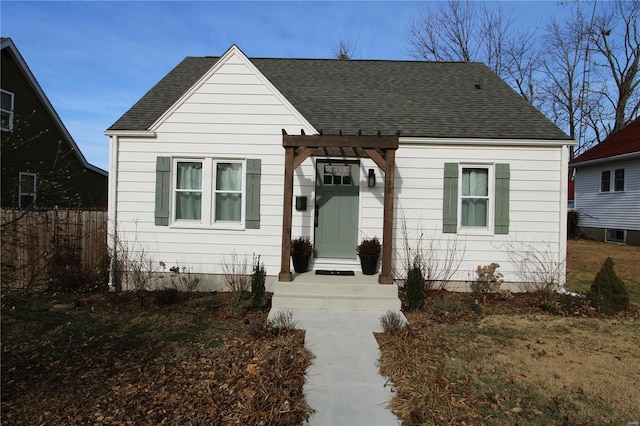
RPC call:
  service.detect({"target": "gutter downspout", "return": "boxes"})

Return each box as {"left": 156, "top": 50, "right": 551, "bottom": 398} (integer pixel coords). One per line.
{"left": 108, "top": 134, "right": 119, "bottom": 291}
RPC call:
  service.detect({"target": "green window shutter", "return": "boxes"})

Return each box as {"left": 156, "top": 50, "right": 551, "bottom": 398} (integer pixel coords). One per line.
{"left": 494, "top": 163, "right": 510, "bottom": 235}
{"left": 155, "top": 157, "right": 170, "bottom": 226}
{"left": 442, "top": 163, "right": 459, "bottom": 234}
{"left": 245, "top": 159, "right": 261, "bottom": 229}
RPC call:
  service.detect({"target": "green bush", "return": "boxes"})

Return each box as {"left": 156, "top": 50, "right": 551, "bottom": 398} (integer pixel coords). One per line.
{"left": 588, "top": 257, "right": 629, "bottom": 314}
{"left": 405, "top": 256, "right": 425, "bottom": 310}
{"left": 251, "top": 255, "right": 266, "bottom": 308}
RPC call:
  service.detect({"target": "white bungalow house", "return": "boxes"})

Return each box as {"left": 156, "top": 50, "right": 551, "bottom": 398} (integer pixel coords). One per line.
{"left": 106, "top": 45, "right": 574, "bottom": 299}
{"left": 570, "top": 118, "right": 640, "bottom": 246}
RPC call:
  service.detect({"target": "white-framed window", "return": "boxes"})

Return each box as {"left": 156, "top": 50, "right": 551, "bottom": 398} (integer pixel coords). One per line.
{"left": 605, "top": 229, "right": 626, "bottom": 244}
{"left": 600, "top": 168, "right": 625, "bottom": 193}
{"left": 213, "top": 161, "right": 243, "bottom": 223}
{"left": 600, "top": 170, "right": 611, "bottom": 192}
{"left": 459, "top": 165, "right": 492, "bottom": 229}
{"left": 1, "top": 89, "right": 14, "bottom": 131}
{"left": 174, "top": 161, "right": 203, "bottom": 221}
{"left": 18, "top": 172, "right": 36, "bottom": 209}
{"left": 171, "top": 158, "right": 245, "bottom": 228}
{"left": 614, "top": 169, "right": 625, "bottom": 192}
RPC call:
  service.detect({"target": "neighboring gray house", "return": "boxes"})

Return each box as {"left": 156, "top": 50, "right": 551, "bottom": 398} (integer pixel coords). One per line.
{"left": 571, "top": 118, "right": 640, "bottom": 246}
{"left": 106, "top": 45, "right": 574, "bottom": 292}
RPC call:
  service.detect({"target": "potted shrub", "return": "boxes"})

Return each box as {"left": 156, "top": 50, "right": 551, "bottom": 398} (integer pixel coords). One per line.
{"left": 291, "top": 237, "right": 312, "bottom": 273}
{"left": 357, "top": 237, "right": 381, "bottom": 275}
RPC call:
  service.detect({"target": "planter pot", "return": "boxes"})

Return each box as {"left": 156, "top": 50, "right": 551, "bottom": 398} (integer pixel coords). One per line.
{"left": 292, "top": 255, "right": 310, "bottom": 273}
{"left": 359, "top": 255, "right": 379, "bottom": 275}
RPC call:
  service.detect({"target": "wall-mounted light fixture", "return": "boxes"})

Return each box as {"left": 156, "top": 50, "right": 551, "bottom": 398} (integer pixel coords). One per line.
{"left": 368, "top": 169, "right": 376, "bottom": 187}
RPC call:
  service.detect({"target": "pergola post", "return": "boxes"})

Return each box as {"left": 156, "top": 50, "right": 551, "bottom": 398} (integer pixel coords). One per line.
{"left": 379, "top": 148, "right": 395, "bottom": 284}
{"left": 278, "top": 146, "right": 295, "bottom": 281}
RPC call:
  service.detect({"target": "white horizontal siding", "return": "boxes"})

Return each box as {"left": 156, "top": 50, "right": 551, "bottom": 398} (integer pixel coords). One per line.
{"left": 575, "top": 158, "right": 640, "bottom": 231}
{"left": 373, "top": 144, "right": 566, "bottom": 282}
{"left": 114, "top": 49, "right": 314, "bottom": 278}
{"left": 113, "top": 47, "right": 567, "bottom": 286}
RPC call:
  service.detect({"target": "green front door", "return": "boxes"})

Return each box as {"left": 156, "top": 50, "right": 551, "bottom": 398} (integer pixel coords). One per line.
{"left": 314, "top": 160, "right": 360, "bottom": 259}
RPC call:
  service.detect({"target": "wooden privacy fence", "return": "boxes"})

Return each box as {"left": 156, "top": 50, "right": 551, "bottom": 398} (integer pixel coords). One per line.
{"left": 1, "top": 209, "right": 108, "bottom": 289}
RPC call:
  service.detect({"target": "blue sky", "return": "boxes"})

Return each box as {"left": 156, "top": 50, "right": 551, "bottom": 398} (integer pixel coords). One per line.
{"left": 2, "top": 1, "right": 565, "bottom": 171}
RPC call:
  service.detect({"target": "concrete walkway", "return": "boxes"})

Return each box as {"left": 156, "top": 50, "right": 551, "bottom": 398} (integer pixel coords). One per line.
{"left": 268, "top": 308, "right": 403, "bottom": 426}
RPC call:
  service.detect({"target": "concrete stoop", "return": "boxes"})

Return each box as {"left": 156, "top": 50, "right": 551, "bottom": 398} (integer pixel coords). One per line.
{"left": 271, "top": 274, "right": 401, "bottom": 311}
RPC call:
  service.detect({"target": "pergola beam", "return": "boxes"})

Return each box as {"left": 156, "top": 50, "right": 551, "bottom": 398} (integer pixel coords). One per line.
{"left": 284, "top": 134, "right": 398, "bottom": 149}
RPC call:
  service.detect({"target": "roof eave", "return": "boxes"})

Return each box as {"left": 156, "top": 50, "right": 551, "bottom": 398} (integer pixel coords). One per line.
{"left": 571, "top": 151, "right": 640, "bottom": 167}
{"left": 401, "top": 136, "right": 574, "bottom": 147}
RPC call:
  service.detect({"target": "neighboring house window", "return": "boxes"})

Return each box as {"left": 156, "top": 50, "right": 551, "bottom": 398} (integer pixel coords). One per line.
{"left": 156, "top": 157, "right": 261, "bottom": 229}
{"left": 460, "top": 167, "right": 490, "bottom": 228}
{"left": 600, "top": 170, "right": 611, "bottom": 192}
{"left": 174, "top": 161, "right": 203, "bottom": 221}
{"left": 614, "top": 169, "right": 625, "bottom": 192}
{"left": 1, "top": 89, "right": 14, "bottom": 131}
{"left": 18, "top": 172, "right": 36, "bottom": 209}
{"left": 600, "top": 169, "right": 625, "bottom": 192}
{"left": 442, "top": 163, "right": 510, "bottom": 235}
{"left": 605, "top": 229, "right": 626, "bottom": 244}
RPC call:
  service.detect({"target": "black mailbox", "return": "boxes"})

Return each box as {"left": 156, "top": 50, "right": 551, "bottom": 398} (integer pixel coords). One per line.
{"left": 295, "top": 196, "right": 307, "bottom": 211}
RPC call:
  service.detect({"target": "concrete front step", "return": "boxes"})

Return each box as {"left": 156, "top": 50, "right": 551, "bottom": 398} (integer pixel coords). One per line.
{"left": 271, "top": 279, "right": 401, "bottom": 311}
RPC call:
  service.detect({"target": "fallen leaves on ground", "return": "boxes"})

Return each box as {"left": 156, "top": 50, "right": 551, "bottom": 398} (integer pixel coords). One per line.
{"left": 1, "top": 291, "right": 313, "bottom": 425}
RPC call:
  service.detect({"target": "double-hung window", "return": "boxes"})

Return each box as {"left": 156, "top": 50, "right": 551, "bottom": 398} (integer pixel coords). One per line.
{"left": 174, "top": 161, "right": 203, "bottom": 221}
{"left": 214, "top": 161, "right": 243, "bottom": 222}
{"left": 600, "top": 168, "right": 625, "bottom": 192}
{"left": 614, "top": 169, "right": 625, "bottom": 192}
{"left": 18, "top": 172, "right": 36, "bottom": 209}
{"left": 600, "top": 170, "right": 611, "bottom": 192}
{"left": 1, "top": 89, "right": 14, "bottom": 131}
{"left": 460, "top": 167, "right": 490, "bottom": 228}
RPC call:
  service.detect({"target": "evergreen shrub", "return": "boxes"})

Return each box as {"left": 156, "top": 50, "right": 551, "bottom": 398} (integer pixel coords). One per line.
{"left": 251, "top": 255, "right": 266, "bottom": 308}
{"left": 405, "top": 256, "right": 425, "bottom": 310}
{"left": 588, "top": 257, "right": 629, "bottom": 314}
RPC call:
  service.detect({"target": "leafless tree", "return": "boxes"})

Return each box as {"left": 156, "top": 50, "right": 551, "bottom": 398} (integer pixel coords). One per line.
{"left": 406, "top": 1, "right": 542, "bottom": 103}
{"left": 590, "top": 0, "right": 640, "bottom": 135}
{"left": 539, "top": 7, "right": 593, "bottom": 144}
{"left": 539, "top": 1, "right": 639, "bottom": 155}
{"left": 406, "top": 1, "right": 639, "bottom": 151}
{"left": 333, "top": 35, "right": 359, "bottom": 60}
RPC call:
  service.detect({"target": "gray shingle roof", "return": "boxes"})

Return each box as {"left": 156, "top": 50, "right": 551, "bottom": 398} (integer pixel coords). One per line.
{"left": 109, "top": 55, "right": 571, "bottom": 141}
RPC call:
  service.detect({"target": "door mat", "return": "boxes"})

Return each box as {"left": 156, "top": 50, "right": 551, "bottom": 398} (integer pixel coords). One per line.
{"left": 315, "top": 270, "right": 355, "bottom": 276}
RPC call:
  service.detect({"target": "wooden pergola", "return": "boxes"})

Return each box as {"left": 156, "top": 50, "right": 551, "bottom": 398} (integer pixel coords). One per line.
{"left": 278, "top": 132, "right": 399, "bottom": 284}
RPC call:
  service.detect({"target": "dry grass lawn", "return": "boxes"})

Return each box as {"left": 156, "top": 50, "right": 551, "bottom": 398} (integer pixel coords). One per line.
{"left": 379, "top": 239, "right": 640, "bottom": 425}
{"left": 566, "top": 239, "right": 640, "bottom": 304}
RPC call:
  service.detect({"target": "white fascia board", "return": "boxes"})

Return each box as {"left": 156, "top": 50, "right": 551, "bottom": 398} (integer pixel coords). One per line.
{"left": 147, "top": 44, "right": 317, "bottom": 135}
{"left": 571, "top": 151, "right": 640, "bottom": 168}
{"left": 104, "top": 130, "right": 157, "bottom": 138}
{"left": 1, "top": 38, "right": 108, "bottom": 176}
{"left": 400, "top": 137, "right": 575, "bottom": 148}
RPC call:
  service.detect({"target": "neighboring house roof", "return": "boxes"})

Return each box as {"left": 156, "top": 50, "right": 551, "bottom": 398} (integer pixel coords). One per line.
{"left": 1, "top": 37, "right": 107, "bottom": 176}
{"left": 571, "top": 118, "right": 640, "bottom": 166}
{"left": 109, "top": 46, "right": 571, "bottom": 141}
